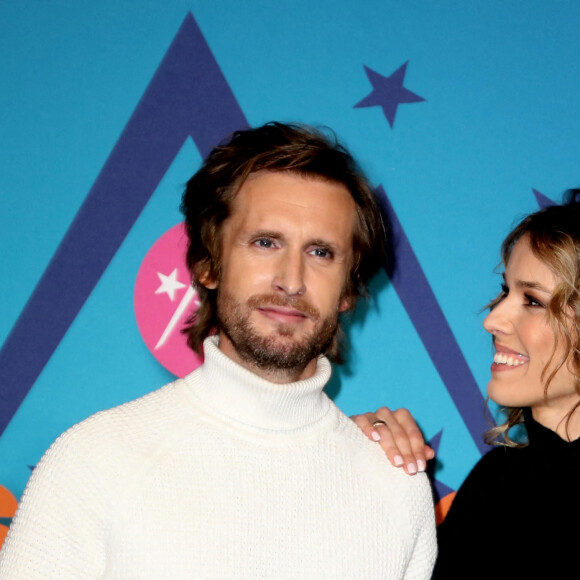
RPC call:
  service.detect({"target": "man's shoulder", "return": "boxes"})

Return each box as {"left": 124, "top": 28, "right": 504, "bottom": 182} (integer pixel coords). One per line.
{"left": 330, "top": 407, "right": 432, "bottom": 491}
{"left": 327, "top": 407, "right": 435, "bottom": 540}
{"left": 48, "top": 378, "right": 189, "bottom": 459}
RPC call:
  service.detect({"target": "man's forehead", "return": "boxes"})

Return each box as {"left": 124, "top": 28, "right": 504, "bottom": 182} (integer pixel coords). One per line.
{"left": 222, "top": 171, "right": 356, "bottom": 250}
{"left": 237, "top": 170, "right": 352, "bottom": 214}
{"left": 233, "top": 170, "right": 352, "bottom": 204}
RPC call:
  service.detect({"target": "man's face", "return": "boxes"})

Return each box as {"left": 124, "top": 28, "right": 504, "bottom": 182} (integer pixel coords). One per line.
{"left": 202, "top": 170, "right": 356, "bottom": 383}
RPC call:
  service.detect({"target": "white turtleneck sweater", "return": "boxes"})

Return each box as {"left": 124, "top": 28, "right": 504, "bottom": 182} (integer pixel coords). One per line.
{"left": 0, "top": 337, "right": 436, "bottom": 579}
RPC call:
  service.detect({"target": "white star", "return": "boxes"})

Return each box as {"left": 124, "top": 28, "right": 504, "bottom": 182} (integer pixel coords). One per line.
{"left": 155, "top": 268, "right": 187, "bottom": 302}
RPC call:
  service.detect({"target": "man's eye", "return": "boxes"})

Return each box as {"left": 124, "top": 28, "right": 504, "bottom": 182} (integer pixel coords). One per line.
{"left": 311, "top": 248, "right": 331, "bottom": 259}
{"left": 254, "top": 239, "right": 274, "bottom": 248}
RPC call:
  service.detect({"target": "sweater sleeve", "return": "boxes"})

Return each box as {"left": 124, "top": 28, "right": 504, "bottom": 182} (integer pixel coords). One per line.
{"left": 0, "top": 421, "right": 113, "bottom": 579}
{"left": 403, "top": 474, "right": 437, "bottom": 580}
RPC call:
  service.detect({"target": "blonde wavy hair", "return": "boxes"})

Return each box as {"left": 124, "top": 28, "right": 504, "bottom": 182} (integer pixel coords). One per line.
{"left": 485, "top": 189, "right": 580, "bottom": 446}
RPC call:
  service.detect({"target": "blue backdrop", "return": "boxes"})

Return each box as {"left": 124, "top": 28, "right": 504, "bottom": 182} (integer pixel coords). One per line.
{"left": 1, "top": 0, "right": 579, "bottom": 536}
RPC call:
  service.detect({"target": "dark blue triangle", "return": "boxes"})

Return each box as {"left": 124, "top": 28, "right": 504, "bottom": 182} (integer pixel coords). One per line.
{"left": 0, "top": 13, "right": 248, "bottom": 436}
{"left": 375, "top": 186, "right": 492, "bottom": 456}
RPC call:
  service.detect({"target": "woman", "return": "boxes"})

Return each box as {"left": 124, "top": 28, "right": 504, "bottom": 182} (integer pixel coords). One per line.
{"left": 356, "top": 189, "right": 580, "bottom": 578}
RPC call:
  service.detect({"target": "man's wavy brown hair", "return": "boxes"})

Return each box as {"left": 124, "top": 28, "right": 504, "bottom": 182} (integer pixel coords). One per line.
{"left": 180, "top": 122, "right": 389, "bottom": 361}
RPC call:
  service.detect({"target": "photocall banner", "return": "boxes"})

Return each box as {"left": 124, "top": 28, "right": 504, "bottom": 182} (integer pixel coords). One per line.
{"left": 1, "top": 0, "right": 579, "bottom": 542}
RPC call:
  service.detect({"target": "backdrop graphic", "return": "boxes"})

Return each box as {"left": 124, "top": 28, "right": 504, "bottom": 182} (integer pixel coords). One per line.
{"left": 1, "top": 1, "right": 579, "bottom": 543}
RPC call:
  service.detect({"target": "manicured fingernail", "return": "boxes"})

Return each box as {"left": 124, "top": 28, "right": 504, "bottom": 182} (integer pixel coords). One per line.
{"left": 371, "top": 431, "right": 381, "bottom": 442}
{"left": 394, "top": 455, "right": 404, "bottom": 466}
{"left": 417, "top": 460, "right": 426, "bottom": 472}
{"left": 407, "top": 463, "right": 417, "bottom": 474}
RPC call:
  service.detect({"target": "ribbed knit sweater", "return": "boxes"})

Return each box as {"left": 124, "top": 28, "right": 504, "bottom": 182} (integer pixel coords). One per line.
{"left": 0, "top": 337, "right": 436, "bottom": 579}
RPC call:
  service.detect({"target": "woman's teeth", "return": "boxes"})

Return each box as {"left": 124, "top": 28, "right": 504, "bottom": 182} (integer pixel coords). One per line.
{"left": 493, "top": 352, "right": 527, "bottom": 366}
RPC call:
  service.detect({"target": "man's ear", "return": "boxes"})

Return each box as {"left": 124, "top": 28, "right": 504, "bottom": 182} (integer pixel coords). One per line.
{"left": 196, "top": 262, "right": 218, "bottom": 290}
{"left": 338, "top": 295, "right": 354, "bottom": 313}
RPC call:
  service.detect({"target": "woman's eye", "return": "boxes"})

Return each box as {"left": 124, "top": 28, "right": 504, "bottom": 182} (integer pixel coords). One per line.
{"left": 524, "top": 294, "right": 544, "bottom": 308}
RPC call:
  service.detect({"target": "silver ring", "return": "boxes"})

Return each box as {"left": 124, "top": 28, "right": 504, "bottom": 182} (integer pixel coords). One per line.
{"left": 372, "top": 420, "right": 387, "bottom": 428}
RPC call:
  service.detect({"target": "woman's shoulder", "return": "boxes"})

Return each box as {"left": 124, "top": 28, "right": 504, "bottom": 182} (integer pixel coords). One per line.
{"left": 444, "top": 445, "right": 526, "bottom": 511}
{"left": 472, "top": 442, "right": 527, "bottom": 473}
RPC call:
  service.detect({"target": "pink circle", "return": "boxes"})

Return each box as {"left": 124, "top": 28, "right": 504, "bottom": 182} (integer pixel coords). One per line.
{"left": 134, "top": 223, "right": 203, "bottom": 377}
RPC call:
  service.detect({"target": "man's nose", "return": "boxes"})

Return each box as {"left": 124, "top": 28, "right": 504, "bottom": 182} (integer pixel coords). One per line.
{"left": 272, "top": 251, "right": 306, "bottom": 296}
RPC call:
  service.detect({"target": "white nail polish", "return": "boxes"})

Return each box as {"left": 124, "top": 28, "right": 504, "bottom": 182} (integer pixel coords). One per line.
{"left": 417, "top": 460, "right": 426, "bottom": 472}
{"left": 394, "top": 455, "right": 404, "bottom": 466}
{"left": 371, "top": 431, "right": 380, "bottom": 442}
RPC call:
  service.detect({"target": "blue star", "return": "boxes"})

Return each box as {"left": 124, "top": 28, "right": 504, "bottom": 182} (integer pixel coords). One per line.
{"left": 532, "top": 188, "right": 556, "bottom": 209}
{"left": 426, "top": 429, "right": 455, "bottom": 502}
{"left": 355, "top": 62, "right": 425, "bottom": 128}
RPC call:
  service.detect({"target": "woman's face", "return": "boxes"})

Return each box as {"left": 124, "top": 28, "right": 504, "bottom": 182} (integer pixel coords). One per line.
{"left": 483, "top": 236, "right": 578, "bottom": 434}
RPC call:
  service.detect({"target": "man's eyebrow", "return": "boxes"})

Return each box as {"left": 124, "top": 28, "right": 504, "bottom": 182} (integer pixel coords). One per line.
{"left": 247, "top": 230, "right": 283, "bottom": 239}
{"left": 309, "top": 238, "right": 335, "bottom": 248}
{"left": 308, "top": 238, "right": 348, "bottom": 254}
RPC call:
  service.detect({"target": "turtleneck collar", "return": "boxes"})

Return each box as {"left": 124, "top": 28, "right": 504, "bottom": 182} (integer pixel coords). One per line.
{"left": 523, "top": 407, "right": 580, "bottom": 458}
{"left": 183, "top": 336, "right": 333, "bottom": 432}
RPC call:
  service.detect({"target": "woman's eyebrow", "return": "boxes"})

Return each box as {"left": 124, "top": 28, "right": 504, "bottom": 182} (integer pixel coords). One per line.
{"left": 514, "top": 279, "right": 551, "bottom": 294}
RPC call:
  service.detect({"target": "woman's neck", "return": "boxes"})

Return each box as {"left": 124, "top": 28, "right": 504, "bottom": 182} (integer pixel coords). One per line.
{"left": 532, "top": 403, "right": 580, "bottom": 441}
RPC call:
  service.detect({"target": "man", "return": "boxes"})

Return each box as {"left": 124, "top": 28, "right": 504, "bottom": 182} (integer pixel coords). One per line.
{"left": 0, "top": 122, "right": 436, "bottom": 578}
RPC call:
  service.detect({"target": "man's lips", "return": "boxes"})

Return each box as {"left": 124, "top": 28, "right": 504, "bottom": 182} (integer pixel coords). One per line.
{"left": 491, "top": 343, "right": 529, "bottom": 370}
{"left": 257, "top": 305, "right": 309, "bottom": 324}
{"left": 247, "top": 294, "right": 320, "bottom": 322}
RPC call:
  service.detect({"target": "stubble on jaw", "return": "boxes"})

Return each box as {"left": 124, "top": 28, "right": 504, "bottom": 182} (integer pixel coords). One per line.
{"left": 216, "top": 291, "right": 340, "bottom": 380}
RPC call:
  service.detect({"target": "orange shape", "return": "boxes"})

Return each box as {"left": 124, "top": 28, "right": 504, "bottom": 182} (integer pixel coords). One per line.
{"left": 0, "top": 525, "right": 8, "bottom": 549}
{"left": 0, "top": 485, "right": 17, "bottom": 518}
{"left": 435, "top": 491, "right": 456, "bottom": 526}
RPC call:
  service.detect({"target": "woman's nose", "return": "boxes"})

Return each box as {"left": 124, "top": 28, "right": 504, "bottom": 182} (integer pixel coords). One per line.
{"left": 482, "top": 298, "right": 512, "bottom": 336}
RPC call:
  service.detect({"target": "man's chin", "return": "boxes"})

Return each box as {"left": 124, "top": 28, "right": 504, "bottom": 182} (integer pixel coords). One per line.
{"left": 254, "top": 335, "right": 312, "bottom": 357}
{"left": 236, "top": 333, "right": 321, "bottom": 370}
{"left": 217, "top": 296, "right": 338, "bottom": 372}
{"left": 252, "top": 317, "right": 308, "bottom": 337}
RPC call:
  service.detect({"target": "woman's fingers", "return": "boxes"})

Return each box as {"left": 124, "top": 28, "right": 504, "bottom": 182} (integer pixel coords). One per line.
{"left": 351, "top": 407, "right": 433, "bottom": 475}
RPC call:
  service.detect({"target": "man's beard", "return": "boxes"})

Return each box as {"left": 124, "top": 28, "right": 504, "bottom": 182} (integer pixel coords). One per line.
{"left": 217, "top": 291, "right": 340, "bottom": 373}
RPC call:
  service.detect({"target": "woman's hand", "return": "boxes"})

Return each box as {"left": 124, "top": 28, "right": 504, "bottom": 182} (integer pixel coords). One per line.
{"left": 351, "top": 407, "right": 435, "bottom": 475}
